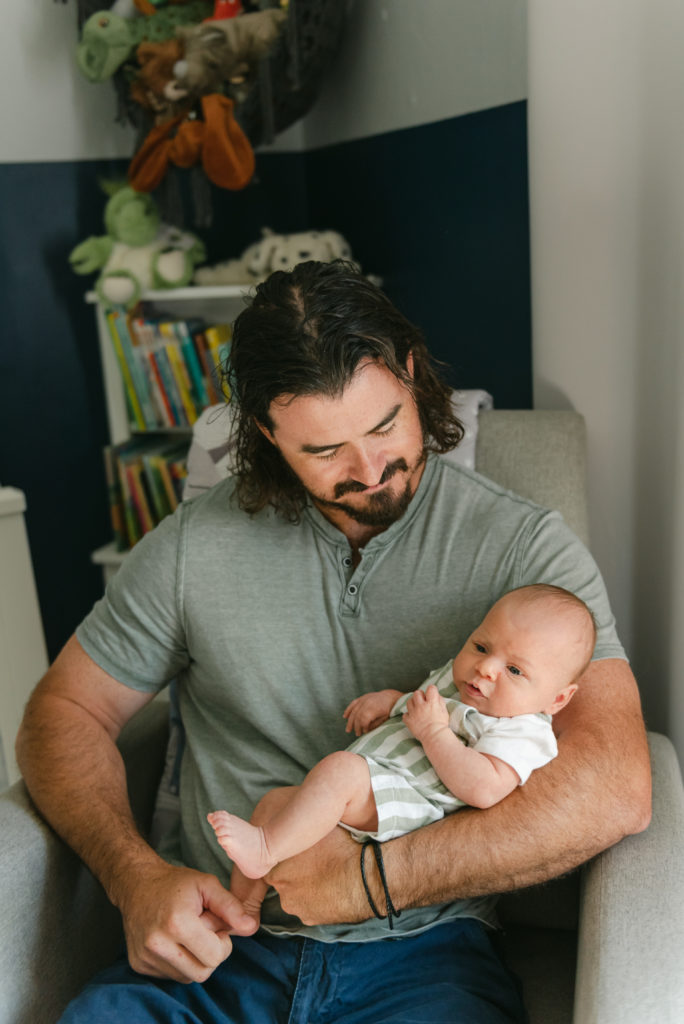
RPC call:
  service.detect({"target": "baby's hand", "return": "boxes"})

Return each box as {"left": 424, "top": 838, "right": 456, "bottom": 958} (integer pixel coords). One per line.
{"left": 402, "top": 685, "right": 450, "bottom": 742}
{"left": 343, "top": 689, "right": 402, "bottom": 736}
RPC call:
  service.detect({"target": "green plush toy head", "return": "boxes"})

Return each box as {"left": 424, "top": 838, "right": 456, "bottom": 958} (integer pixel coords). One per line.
{"left": 76, "top": 12, "right": 133, "bottom": 83}
{"left": 104, "top": 187, "right": 161, "bottom": 247}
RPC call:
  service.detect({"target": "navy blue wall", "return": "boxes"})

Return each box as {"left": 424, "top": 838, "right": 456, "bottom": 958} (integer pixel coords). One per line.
{"left": 304, "top": 102, "right": 531, "bottom": 406}
{"left": 0, "top": 102, "right": 530, "bottom": 659}
{"left": 0, "top": 153, "right": 308, "bottom": 660}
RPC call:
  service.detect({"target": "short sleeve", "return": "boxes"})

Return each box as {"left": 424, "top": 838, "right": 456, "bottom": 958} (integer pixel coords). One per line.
{"left": 518, "top": 512, "right": 626, "bottom": 662}
{"left": 76, "top": 506, "right": 190, "bottom": 692}
{"left": 465, "top": 710, "right": 559, "bottom": 784}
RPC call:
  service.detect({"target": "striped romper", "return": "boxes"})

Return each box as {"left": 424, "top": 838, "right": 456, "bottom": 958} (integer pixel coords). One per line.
{"left": 345, "top": 660, "right": 558, "bottom": 842}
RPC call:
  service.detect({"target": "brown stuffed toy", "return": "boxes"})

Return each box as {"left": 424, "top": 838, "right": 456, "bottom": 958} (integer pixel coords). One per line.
{"left": 171, "top": 8, "right": 287, "bottom": 105}
{"left": 130, "top": 39, "right": 192, "bottom": 123}
{"left": 128, "top": 93, "right": 255, "bottom": 192}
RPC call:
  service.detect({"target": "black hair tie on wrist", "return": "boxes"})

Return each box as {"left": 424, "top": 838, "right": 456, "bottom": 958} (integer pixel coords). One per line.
{"left": 360, "top": 839, "right": 401, "bottom": 930}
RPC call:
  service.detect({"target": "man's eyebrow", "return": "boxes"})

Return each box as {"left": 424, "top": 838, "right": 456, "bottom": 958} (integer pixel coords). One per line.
{"left": 300, "top": 403, "right": 402, "bottom": 454}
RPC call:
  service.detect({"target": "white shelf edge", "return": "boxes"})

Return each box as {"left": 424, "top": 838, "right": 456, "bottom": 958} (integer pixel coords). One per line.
{"left": 91, "top": 542, "right": 128, "bottom": 567}
{"left": 85, "top": 285, "right": 251, "bottom": 304}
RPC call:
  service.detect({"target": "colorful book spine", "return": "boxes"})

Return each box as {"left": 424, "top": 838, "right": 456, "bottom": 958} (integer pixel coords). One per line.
{"left": 129, "top": 318, "right": 174, "bottom": 428}
{"left": 154, "top": 453, "right": 180, "bottom": 511}
{"left": 116, "top": 455, "right": 142, "bottom": 546}
{"left": 174, "top": 320, "right": 210, "bottom": 409}
{"left": 102, "top": 445, "right": 126, "bottom": 551}
{"left": 168, "top": 454, "right": 188, "bottom": 503}
{"left": 105, "top": 311, "right": 146, "bottom": 430}
{"left": 145, "top": 320, "right": 186, "bottom": 426}
{"left": 105, "top": 438, "right": 194, "bottom": 548}
{"left": 192, "top": 329, "right": 222, "bottom": 404}
{"left": 204, "top": 324, "right": 232, "bottom": 400}
{"left": 125, "top": 459, "right": 155, "bottom": 535}
{"left": 142, "top": 453, "right": 173, "bottom": 521}
{"left": 158, "top": 322, "right": 198, "bottom": 425}
{"left": 109, "top": 309, "right": 158, "bottom": 429}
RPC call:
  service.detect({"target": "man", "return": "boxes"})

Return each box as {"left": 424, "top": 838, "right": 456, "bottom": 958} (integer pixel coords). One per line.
{"left": 17, "top": 261, "right": 651, "bottom": 1022}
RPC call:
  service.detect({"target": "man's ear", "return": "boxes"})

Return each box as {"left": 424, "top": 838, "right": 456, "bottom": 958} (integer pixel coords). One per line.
{"left": 544, "top": 683, "right": 578, "bottom": 717}
{"left": 255, "top": 418, "right": 276, "bottom": 445}
{"left": 405, "top": 350, "right": 415, "bottom": 378}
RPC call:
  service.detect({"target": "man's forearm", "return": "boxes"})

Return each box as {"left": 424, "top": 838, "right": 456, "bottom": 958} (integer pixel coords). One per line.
{"left": 378, "top": 659, "right": 652, "bottom": 910}
{"left": 270, "top": 659, "right": 652, "bottom": 925}
{"left": 16, "top": 688, "right": 162, "bottom": 907}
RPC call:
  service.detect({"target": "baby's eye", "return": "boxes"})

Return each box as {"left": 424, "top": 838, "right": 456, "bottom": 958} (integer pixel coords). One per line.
{"left": 474, "top": 642, "right": 486, "bottom": 653}
{"left": 508, "top": 665, "right": 521, "bottom": 676}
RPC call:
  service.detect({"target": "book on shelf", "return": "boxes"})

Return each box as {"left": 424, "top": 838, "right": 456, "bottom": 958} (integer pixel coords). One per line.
{"left": 204, "top": 323, "right": 232, "bottom": 400}
{"left": 103, "top": 437, "right": 190, "bottom": 550}
{"left": 106, "top": 307, "right": 232, "bottom": 430}
{"left": 104, "top": 310, "right": 148, "bottom": 430}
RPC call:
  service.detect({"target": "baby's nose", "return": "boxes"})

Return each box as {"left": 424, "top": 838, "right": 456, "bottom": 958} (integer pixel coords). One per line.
{"left": 477, "top": 676, "right": 496, "bottom": 697}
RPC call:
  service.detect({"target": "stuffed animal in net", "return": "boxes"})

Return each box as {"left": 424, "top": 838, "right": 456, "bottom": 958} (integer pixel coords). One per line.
{"left": 76, "top": 0, "right": 214, "bottom": 82}
{"left": 194, "top": 227, "right": 355, "bottom": 285}
{"left": 170, "top": 6, "right": 287, "bottom": 108}
{"left": 69, "top": 185, "right": 206, "bottom": 307}
{"left": 127, "top": 7, "right": 287, "bottom": 121}
{"left": 75, "top": 0, "right": 346, "bottom": 149}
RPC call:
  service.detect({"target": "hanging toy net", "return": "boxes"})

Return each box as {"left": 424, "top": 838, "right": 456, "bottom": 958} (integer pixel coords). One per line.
{"left": 74, "top": 0, "right": 346, "bottom": 148}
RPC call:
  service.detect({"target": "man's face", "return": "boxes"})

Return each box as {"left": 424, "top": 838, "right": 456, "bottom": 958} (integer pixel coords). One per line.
{"left": 261, "top": 358, "right": 426, "bottom": 534}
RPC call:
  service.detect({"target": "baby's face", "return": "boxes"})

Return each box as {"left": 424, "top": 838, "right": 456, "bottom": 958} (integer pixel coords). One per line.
{"left": 451, "top": 597, "right": 580, "bottom": 718}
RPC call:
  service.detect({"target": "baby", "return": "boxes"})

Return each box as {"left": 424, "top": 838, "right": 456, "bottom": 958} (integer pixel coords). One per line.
{"left": 208, "top": 584, "right": 596, "bottom": 894}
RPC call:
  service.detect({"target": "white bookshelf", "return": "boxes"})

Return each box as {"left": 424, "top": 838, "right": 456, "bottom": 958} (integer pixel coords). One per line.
{"left": 88, "top": 285, "right": 248, "bottom": 577}
{"left": 87, "top": 285, "right": 248, "bottom": 444}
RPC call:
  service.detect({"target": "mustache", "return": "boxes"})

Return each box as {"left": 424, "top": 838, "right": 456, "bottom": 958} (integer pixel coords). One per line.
{"left": 333, "top": 458, "right": 409, "bottom": 499}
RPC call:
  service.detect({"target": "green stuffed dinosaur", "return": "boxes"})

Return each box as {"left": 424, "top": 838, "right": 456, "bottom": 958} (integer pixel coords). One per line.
{"left": 77, "top": 1, "right": 213, "bottom": 82}
{"left": 69, "top": 186, "right": 206, "bottom": 308}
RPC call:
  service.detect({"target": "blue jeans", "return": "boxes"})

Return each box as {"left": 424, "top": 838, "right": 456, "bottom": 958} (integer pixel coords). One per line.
{"left": 58, "top": 919, "right": 526, "bottom": 1023}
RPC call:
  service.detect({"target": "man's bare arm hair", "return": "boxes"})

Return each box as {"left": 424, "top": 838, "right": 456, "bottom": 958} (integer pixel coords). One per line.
{"left": 267, "top": 658, "right": 651, "bottom": 924}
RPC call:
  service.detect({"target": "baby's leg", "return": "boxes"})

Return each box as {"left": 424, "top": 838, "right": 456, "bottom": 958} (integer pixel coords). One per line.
{"left": 208, "top": 752, "right": 377, "bottom": 879}
{"left": 228, "top": 788, "right": 297, "bottom": 925}
{"left": 229, "top": 864, "right": 268, "bottom": 924}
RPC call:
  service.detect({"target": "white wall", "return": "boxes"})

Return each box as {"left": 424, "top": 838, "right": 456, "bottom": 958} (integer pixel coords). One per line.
{"left": 1, "top": 3, "right": 135, "bottom": 162}
{"left": 293, "top": 0, "right": 527, "bottom": 150}
{"left": 3, "top": 1, "right": 526, "bottom": 161}
{"left": 528, "top": 0, "right": 684, "bottom": 761}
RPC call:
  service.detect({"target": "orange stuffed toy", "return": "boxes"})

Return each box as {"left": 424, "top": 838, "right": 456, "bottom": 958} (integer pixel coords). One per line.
{"left": 128, "top": 92, "right": 255, "bottom": 191}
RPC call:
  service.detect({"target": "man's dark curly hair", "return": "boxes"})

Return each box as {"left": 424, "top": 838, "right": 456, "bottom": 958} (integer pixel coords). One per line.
{"left": 226, "top": 260, "right": 464, "bottom": 520}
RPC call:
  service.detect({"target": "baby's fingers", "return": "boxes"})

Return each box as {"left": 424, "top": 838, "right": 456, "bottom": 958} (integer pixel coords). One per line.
{"left": 343, "top": 696, "right": 363, "bottom": 719}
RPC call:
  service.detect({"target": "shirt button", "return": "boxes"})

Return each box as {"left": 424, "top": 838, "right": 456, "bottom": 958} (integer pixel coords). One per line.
{"left": 348, "top": 584, "right": 358, "bottom": 596}
{"left": 343, "top": 556, "right": 352, "bottom": 567}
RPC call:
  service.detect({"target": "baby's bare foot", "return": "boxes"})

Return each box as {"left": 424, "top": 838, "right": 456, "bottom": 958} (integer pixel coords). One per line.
{"left": 207, "top": 811, "right": 276, "bottom": 879}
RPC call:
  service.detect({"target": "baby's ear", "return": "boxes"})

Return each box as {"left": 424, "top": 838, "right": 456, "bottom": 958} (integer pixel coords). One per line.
{"left": 545, "top": 683, "right": 578, "bottom": 717}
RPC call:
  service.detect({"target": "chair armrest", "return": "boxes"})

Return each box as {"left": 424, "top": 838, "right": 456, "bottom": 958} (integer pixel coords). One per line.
{"left": 0, "top": 698, "right": 170, "bottom": 1024}
{"left": 573, "top": 731, "right": 684, "bottom": 1023}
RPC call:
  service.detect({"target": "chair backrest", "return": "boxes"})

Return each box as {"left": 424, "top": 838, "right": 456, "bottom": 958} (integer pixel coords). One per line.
{"left": 476, "top": 410, "right": 589, "bottom": 546}
{"left": 475, "top": 409, "right": 589, "bottom": 932}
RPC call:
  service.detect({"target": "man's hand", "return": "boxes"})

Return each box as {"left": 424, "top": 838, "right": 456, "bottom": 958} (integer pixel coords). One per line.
{"left": 115, "top": 860, "right": 258, "bottom": 983}
{"left": 266, "top": 823, "right": 372, "bottom": 926}
{"left": 343, "top": 689, "right": 404, "bottom": 736}
{"left": 402, "top": 685, "right": 450, "bottom": 743}
{"left": 248, "top": 784, "right": 371, "bottom": 925}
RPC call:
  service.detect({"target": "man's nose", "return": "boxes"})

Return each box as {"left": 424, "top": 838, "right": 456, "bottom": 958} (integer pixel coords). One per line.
{"left": 347, "top": 445, "right": 385, "bottom": 487}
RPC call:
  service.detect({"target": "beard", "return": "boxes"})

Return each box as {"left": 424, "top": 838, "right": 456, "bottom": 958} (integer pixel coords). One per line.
{"left": 312, "top": 453, "right": 425, "bottom": 528}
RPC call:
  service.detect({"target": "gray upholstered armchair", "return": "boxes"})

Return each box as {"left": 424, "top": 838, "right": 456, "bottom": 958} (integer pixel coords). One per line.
{"left": 1, "top": 411, "right": 683, "bottom": 1024}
